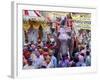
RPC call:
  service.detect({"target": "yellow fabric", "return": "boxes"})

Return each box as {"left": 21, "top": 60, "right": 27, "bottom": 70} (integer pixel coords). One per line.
{"left": 23, "top": 23, "right": 30, "bottom": 32}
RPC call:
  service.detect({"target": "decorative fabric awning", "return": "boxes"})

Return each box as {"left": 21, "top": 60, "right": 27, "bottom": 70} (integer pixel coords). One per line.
{"left": 23, "top": 10, "right": 48, "bottom": 32}
{"left": 23, "top": 10, "right": 41, "bottom": 17}
{"left": 23, "top": 10, "right": 47, "bottom": 22}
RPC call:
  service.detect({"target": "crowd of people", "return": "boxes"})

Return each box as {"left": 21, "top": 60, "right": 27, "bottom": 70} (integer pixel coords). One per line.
{"left": 23, "top": 13, "right": 91, "bottom": 69}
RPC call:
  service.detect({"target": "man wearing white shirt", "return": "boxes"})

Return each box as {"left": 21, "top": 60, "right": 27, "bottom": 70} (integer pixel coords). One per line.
{"left": 32, "top": 51, "right": 43, "bottom": 68}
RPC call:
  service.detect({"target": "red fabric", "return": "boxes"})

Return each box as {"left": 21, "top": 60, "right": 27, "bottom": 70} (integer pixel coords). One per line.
{"left": 24, "top": 10, "right": 29, "bottom": 16}
{"left": 67, "top": 19, "right": 73, "bottom": 28}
